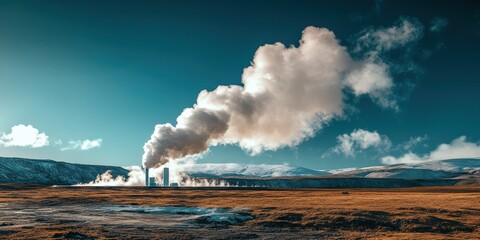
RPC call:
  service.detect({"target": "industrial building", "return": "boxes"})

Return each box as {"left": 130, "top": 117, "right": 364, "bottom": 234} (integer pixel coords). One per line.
{"left": 145, "top": 167, "right": 171, "bottom": 187}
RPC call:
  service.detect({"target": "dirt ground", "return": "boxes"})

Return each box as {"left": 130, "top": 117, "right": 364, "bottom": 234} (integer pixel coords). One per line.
{"left": 0, "top": 185, "right": 479, "bottom": 239}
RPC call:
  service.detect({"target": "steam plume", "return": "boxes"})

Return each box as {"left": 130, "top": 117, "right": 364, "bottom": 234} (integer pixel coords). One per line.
{"left": 143, "top": 22, "right": 422, "bottom": 168}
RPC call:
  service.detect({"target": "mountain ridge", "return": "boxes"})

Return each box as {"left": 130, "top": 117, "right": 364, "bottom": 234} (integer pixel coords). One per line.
{"left": 0, "top": 157, "right": 129, "bottom": 185}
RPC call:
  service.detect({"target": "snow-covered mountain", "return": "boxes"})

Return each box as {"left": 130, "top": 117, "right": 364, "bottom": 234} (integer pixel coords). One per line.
{"left": 332, "top": 158, "right": 480, "bottom": 180}
{"left": 180, "top": 159, "right": 478, "bottom": 181}
{"left": 175, "top": 160, "right": 479, "bottom": 188}
{"left": 179, "top": 163, "right": 330, "bottom": 178}
{"left": 172, "top": 159, "right": 480, "bottom": 188}
{"left": 0, "top": 157, "right": 129, "bottom": 185}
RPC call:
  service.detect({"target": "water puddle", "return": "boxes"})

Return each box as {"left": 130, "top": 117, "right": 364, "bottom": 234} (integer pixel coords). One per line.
{"left": 0, "top": 203, "right": 253, "bottom": 229}
{"left": 105, "top": 205, "right": 253, "bottom": 225}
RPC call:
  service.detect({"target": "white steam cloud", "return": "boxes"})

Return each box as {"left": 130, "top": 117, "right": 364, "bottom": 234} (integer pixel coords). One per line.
{"left": 79, "top": 161, "right": 231, "bottom": 187}
{"left": 143, "top": 19, "right": 423, "bottom": 168}
{"left": 77, "top": 166, "right": 144, "bottom": 186}
{"left": 0, "top": 124, "right": 49, "bottom": 148}
{"left": 381, "top": 136, "right": 480, "bottom": 165}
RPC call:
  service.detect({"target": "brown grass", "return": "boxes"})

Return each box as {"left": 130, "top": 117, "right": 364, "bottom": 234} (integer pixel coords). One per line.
{"left": 0, "top": 185, "right": 479, "bottom": 239}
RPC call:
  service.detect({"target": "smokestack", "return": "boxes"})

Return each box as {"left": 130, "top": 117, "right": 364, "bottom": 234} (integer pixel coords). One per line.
{"left": 163, "top": 167, "right": 169, "bottom": 187}
{"left": 145, "top": 168, "right": 149, "bottom": 187}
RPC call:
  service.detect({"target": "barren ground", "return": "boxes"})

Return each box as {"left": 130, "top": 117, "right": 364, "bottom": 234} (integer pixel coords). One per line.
{"left": 0, "top": 185, "right": 479, "bottom": 239}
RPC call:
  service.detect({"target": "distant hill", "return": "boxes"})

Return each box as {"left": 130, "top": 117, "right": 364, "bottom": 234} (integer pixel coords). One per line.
{"left": 331, "top": 158, "right": 480, "bottom": 181}
{"left": 215, "top": 176, "right": 461, "bottom": 188}
{"left": 180, "top": 163, "right": 330, "bottom": 178}
{"left": 178, "top": 159, "right": 480, "bottom": 188}
{"left": 0, "top": 157, "right": 129, "bottom": 185}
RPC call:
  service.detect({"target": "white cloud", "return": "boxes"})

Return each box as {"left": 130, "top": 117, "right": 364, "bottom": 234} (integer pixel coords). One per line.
{"left": 0, "top": 124, "right": 49, "bottom": 148}
{"left": 430, "top": 17, "right": 448, "bottom": 32}
{"left": 399, "top": 135, "right": 428, "bottom": 150}
{"left": 346, "top": 17, "right": 424, "bottom": 110}
{"left": 344, "top": 59, "right": 396, "bottom": 109}
{"left": 61, "top": 138, "right": 102, "bottom": 151}
{"left": 381, "top": 136, "right": 480, "bottom": 165}
{"left": 381, "top": 152, "right": 422, "bottom": 165}
{"left": 334, "top": 129, "right": 391, "bottom": 157}
{"left": 356, "top": 17, "right": 423, "bottom": 53}
{"left": 429, "top": 136, "right": 480, "bottom": 160}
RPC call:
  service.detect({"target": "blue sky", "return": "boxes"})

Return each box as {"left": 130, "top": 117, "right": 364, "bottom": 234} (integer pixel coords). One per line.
{"left": 0, "top": 0, "right": 479, "bottom": 169}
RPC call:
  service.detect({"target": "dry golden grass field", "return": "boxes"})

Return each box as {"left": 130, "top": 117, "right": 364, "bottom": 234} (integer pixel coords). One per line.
{"left": 0, "top": 185, "right": 479, "bottom": 239}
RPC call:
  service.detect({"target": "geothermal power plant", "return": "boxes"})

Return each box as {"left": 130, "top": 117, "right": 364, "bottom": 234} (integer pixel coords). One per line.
{"left": 144, "top": 167, "right": 173, "bottom": 187}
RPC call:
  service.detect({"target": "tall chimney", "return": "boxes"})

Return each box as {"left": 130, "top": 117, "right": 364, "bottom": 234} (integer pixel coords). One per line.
{"left": 163, "top": 167, "right": 169, "bottom": 187}
{"left": 145, "top": 168, "right": 149, "bottom": 187}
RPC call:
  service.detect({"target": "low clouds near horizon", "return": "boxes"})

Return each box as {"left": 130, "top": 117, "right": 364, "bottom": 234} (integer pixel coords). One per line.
{"left": 382, "top": 136, "right": 480, "bottom": 165}
{"left": 60, "top": 139, "right": 103, "bottom": 151}
{"left": 330, "top": 130, "right": 479, "bottom": 166}
{"left": 333, "top": 129, "right": 391, "bottom": 157}
{"left": 0, "top": 124, "right": 102, "bottom": 151}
